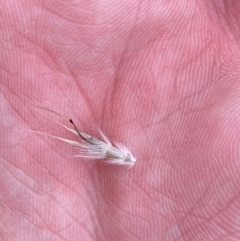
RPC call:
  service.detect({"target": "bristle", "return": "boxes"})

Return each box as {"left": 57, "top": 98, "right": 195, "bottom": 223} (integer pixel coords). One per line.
{"left": 25, "top": 105, "right": 137, "bottom": 167}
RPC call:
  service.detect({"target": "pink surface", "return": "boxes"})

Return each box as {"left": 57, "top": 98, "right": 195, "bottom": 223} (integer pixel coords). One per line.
{"left": 0, "top": 1, "right": 240, "bottom": 240}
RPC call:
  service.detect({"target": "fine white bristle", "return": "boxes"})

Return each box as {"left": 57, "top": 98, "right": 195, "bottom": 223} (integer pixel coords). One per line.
{"left": 26, "top": 105, "right": 136, "bottom": 167}
{"left": 72, "top": 129, "right": 136, "bottom": 167}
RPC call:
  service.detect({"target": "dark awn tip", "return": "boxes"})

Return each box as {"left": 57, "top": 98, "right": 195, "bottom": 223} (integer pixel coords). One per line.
{"left": 69, "top": 119, "right": 74, "bottom": 124}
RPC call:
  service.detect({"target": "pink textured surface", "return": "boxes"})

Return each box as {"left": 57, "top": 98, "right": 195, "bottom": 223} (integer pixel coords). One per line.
{"left": 0, "top": 0, "right": 240, "bottom": 240}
